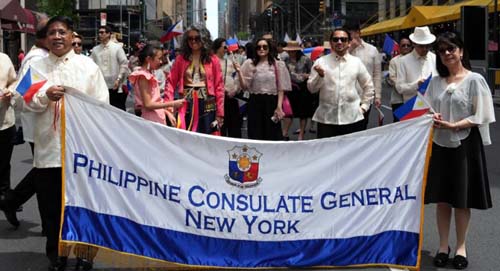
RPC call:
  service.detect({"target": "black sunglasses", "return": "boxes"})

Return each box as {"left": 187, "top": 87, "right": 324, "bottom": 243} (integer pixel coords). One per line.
{"left": 256, "top": 45, "right": 269, "bottom": 50}
{"left": 437, "top": 45, "right": 457, "bottom": 55}
{"left": 400, "top": 44, "right": 412, "bottom": 48}
{"left": 331, "top": 37, "right": 349, "bottom": 43}
{"left": 188, "top": 36, "right": 201, "bottom": 42}
{"left": 72, "top": 42, "right": 82, "bottom": 47}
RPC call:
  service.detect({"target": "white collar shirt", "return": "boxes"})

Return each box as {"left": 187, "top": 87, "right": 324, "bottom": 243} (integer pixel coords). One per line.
{"left": 219, "top": 56, "right": 240, "bottom": 96}
{"left": 388, "top": 55, "right": 404, "bottom": 104}
{"left": 0, "top": 53, "right": 17, "bottom": 130}
{"left": 307, "top": 52, "right": 374, "bottom": 125}
{"left": 396, "top": 50, "right": 437, "bottom": 102}
{"left": 91, "top": 41, "right": 129, "bottom": 89}
{"left": 350, "top": 40, "right": 381, "bottom": 100}
{"left": 17, "top": 46, "right": 49, "bottom": 142}
{"left": 25, "top": 50, "right": 109, "bottom": 168}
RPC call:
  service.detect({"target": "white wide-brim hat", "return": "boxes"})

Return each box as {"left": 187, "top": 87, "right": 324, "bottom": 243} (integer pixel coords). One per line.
{"left": 409, "top": 26, "right": 436, "bottom": 45}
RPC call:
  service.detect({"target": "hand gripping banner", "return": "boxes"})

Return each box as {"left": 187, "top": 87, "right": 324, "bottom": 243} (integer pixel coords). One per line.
{"left": 61, "top": 89, "right": 433, "bottom": 270}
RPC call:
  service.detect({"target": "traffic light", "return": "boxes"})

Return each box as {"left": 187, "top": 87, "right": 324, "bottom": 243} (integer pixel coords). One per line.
{"left": 204, "top": 12, "right": 207, "bottom": 21}
{"left": 319, "top": 1, "right": 325, "bottom": 13}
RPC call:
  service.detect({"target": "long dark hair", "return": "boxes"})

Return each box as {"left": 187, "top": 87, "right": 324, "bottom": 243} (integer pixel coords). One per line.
{"left": 252, "top": 38, "right": 275, "bottom": 66}
{"left": 212, "top": 38, "right": 226, "bottom": 53}
{"left": 181, "top": 25, "right": 212, "bottom": 64}
{"left": 245, "top": 42, "right": 255, "bottom": 60}
{"left": 435, "top": 32, "right": 471, "bottom": 78}
{"left": 138, "top": 43, "right": 162, "bottom": 66}
{"left": 288, "top": 49, "right": 305, "bottom": 62}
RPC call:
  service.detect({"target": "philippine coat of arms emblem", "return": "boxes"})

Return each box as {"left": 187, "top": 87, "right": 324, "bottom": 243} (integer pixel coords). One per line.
{"left": 225, "top": 145, "right": 262, "bottom": 187}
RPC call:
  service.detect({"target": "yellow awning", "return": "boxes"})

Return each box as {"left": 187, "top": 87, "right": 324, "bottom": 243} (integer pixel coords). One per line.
{"left": 362, "top": 0, "right": 499, "bottom": 36}
{"left": 403, "top": 0, "right": 498, "bottom": 29}
{"left": 361, "top": 16, "right": 408, "bottom": 36}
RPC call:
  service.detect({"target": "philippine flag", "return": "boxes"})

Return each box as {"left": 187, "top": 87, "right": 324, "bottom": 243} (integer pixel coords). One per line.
{"left": 383, "top": 34, "right": 399, "bottom": 56}
{"left": 394, "top": 74, "right": 433, "bottom": 121}
{"left": 226, "top": 38, "right": 239, "bottom": 52}
{"left": 16, "top": 67, "right": 49, "bottom": 104}
{"left": 160, "top": 20, "right": 183, "bottom": 43}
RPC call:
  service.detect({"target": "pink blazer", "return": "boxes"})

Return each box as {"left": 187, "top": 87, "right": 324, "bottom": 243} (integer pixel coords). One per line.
{"left": 165, "top": 54, "right": 225, "bottom": 117}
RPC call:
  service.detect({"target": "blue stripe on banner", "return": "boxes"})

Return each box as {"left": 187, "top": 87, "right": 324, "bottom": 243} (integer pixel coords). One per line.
{"left": 62, "top": 206, "right": 419, "bottom": 268}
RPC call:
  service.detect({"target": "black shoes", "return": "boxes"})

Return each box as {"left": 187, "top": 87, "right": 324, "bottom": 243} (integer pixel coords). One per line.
{"left": 453, "top": 253, "right": 468, "bottom": 269}
{"left": 75, "top": 257, "right": 93, "bottom": 270}
{"left": 433, "top": 246, "right": 450, "bottom": 267}
{"left": 0, "top": 194, "right": 20, "bottom": 229}
{"left": 3, "top": 209, "right": 20, "bottom": 229}
{"left": 48, "top": 257, "right": 67, "bottom": 271}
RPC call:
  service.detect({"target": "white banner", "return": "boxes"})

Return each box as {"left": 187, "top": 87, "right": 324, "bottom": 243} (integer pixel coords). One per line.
{"left": 62, "top": 89, "right": 433, "bottom": 269}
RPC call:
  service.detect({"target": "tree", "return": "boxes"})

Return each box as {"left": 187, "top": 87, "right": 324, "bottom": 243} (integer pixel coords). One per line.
{"left": 38, "top": 0, "right": 75, "bottom": 18}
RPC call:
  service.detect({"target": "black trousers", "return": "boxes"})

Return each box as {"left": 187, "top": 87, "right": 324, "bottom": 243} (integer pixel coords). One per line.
{"left": 317, "top": 120, "right": 365, "bottom": 139}
{"left": 0, "top": 125, "right": 15, "bottom": 195}
{"left": 109, "top": 89, "right": 127, "bottom": 111}
{"left": 221, "top": 95, "right": 242, "bottom": 138}
{"left": 360, "top": 105, "right": 372, "bottom": 130}
{"left": 391, "top": 103, "right": 403, "bottom": 123}
{"left": 34, "top": 167, "right": 62, "bottom": 264}
{"left": 247, "top": 94, "right": 283, "bottom": 141}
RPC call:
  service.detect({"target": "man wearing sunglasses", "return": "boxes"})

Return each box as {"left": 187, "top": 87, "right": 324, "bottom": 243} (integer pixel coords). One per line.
{"left": 307, "top": 28, "right": 374, "bottom": 139}
{"left": 396, "top": 26, "right": 437, "bottom": 104}
{"left": 91, "top": 25, "right": 129, "bottom": 110}
{"left": 387, "top": 37, "right": 413, "bottom": 122}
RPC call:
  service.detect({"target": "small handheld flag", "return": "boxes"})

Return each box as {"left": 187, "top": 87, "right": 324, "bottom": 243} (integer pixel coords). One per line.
{"left": 296, "top": 33, "right": 302, "bottom": 45}
{"left": 394, "top": 74, "right": 433, "bottom": 121}
{"left": 383, "top": 34, "right": 399, "bottom": 56}
{"left": 226, "top": 38, "right": 239, "bottom": 52}
{"left": 160, "top": 20, "right": 183, "bottom": 43}
{"left": 284, "top": 33, "right": 291, "bottom": 42}
{"left": 418, "top": 74, "right": 432, "bottom": 94}
{"left": 16, "top": 67, "right": 49, "bottom": 104}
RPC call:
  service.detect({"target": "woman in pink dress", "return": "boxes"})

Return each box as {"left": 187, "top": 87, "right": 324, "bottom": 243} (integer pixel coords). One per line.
{"left": 129, "top": 43, "right": 184, "bottom": 125}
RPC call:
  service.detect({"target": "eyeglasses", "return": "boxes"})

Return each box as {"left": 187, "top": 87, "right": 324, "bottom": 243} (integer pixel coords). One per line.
{"left": 400, "top": 44, "right": 412, "bottom": 48}
{"left": 437, "top": 45, "right": 457, "bottom": 55}
{"left": 72, "top": 42, "right": 82, "bottom": 47}
{"left": 188, "top": 36, "right": 201, "bottom": 42}
{"left": 256, "top": 45, "right": 269, "bottom": 50}
{"left": 331, "top": 37, "right": 349, "bottom": 43}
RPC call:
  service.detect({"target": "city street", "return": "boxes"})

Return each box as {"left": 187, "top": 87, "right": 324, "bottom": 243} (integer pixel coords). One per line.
{"left": 1, "top": 85, "right": 499, "bottom": 271}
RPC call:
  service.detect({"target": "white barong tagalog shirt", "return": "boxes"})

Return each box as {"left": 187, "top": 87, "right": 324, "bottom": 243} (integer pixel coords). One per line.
{"left": 26, "top": 50, "right": 109, "bottom": 168}
{"left": 307, "top": 52, "right": 374, "bottom": 125}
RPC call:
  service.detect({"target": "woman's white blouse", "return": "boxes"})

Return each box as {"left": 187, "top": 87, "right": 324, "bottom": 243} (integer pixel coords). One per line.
{"left": 425, "top": 72, "right": 495, "bottom": 147}
{"left": 240, "top": 59, "right": 292, "bottom": 95}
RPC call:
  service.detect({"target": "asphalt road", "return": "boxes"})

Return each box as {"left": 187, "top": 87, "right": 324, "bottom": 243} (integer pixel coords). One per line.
{"left": 1, "top": 85, "right": 499, "bottom": 271}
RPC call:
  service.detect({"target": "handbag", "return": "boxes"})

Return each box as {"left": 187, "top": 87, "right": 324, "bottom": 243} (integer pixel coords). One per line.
{"left": 273, "top": 63, "right": 293, "bottom": 117}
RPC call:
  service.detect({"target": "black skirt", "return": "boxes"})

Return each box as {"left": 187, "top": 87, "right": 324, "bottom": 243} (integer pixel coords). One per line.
{"left": 425, "top": 127, "right": 492, "bottom": 209}
{"left": 287, "top": 81, "right": 316, "bottom": 118}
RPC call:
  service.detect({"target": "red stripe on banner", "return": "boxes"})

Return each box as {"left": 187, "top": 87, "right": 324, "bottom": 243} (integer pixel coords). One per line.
{"left": 400, "top": 109, "right": 428, "bottom": 121}
{"left": 23, "top": 80, "right": 47, "bottom": 104}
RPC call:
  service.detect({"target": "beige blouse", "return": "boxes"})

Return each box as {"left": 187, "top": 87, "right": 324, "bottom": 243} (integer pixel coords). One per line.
{"left": 240, "top": 59, "right": 292, "bottom": 95}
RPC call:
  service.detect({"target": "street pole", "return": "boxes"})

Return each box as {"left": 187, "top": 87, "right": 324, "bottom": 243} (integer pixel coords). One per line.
{"left": 120, "top": 0, "right": 123, "bottom": 37}
{"left": 128, "top": 11, "right": 131, "bottom": 54}
{"left": 494, "top": 0, "right": 498, "bottom": 67}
